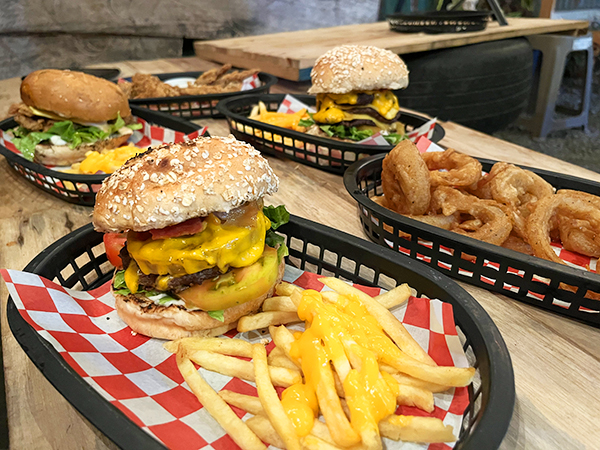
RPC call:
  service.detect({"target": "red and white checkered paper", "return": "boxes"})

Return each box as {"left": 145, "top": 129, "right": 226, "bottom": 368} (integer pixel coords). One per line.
{"left": 277, "top": 94, "right": 438, "bottom": 146}
{"left": 1, "top": 265, "right": 470, "bottom": 450}
{"left": 381, "top": 137, "right": 598, "bottom": 301}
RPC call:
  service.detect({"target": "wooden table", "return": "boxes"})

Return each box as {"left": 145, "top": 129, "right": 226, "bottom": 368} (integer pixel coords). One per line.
{"left": 1, "top": 57, "right": 600, "bottom": 450}
{"left": 194, "top": 18, "right": 589, "bottom": 80}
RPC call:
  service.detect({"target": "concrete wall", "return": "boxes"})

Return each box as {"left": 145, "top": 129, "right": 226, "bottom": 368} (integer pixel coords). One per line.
{"left": 0, "top": 0, "right": 380, "bottom": 79}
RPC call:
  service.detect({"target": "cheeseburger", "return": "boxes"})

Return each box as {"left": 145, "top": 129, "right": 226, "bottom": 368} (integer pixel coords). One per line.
{"left": 307, "top": 45, "right": 409, "bottom": 144}
{"left": 8, "top": 69, "right": 140, "bottom": 165}
{"left": 92, "top": 135, "right": 287, "bottom": 340}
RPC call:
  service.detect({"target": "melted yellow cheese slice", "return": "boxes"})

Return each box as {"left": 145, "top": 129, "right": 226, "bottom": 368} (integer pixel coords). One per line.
{"left": 127, "top": 210, "right": 270, "bottom": 277}
{"left": 313, "top": 91, "right": 400, "bottom": 125}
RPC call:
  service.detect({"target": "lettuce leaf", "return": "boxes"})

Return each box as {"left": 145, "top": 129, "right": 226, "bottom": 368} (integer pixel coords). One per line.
{"left": 383, "top": 133, "right": 406, "bottom": 145}
{"left": 208, "top": 310, "right": 225, "bottom": 322}
{"left": 263, "top": 205, "right": 290, "bottom": 262}
{"left": 298, "top": 117, "right": 315, "bottom": 127}
{"left": 320, "top": 125, "right": 374, "bottom": 141}
{"left": 11, "top": 112, "right": 141, "bottom": 161}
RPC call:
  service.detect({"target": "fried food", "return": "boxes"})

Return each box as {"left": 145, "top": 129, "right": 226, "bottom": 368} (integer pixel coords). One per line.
{"left": 431, "top": 187, "right": 513, "bottom": 245}
{"left": 422, "top": 149, "right": 482, "bottom": 187}
{"left": 377, "top": 147, "right": 598, "bottom": 272}
{"left": 170, "top": 279, "right": 470, "bottom": 448}
{"left": 487, "top": 162, "right": 555, "bottom": 239}
{"left": 119, "top": 66, "right": 260, "bottom": 99}
{"left": 527, "top": 190, "right": 600, "bottom": 263}
{"left": 381, "top": 140, "right": 431, "bottom": 215}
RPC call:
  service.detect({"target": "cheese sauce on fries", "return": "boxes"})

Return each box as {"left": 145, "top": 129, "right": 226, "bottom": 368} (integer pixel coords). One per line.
{"left": 286, "top": 288, "right": 403, "bottom": 439}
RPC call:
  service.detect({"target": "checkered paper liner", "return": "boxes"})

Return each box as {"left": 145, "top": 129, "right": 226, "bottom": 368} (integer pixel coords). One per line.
{"left": 1, "top": 265, "right": 470, "bottom": 450}
{"left": 277, "top": 94, "right": 438, "bottom": 146}
{"left": 241, "top": 74, "right": 261, "bottom": 91}
{"left": 0, "top": 118, "right": 207, "bottom": 193}
{"left": 384, "top": 137, "right": 598, "bottom": 302}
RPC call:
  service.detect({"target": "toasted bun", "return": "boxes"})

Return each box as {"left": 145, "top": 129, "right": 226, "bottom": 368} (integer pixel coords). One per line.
{"left": 21, "top": 69, "right": 131, "bottom": 123}
{"left": 93, "top": 135, "right": 279, "bottom": 233}
{"left": 113, "top": 258, "right": 285, "bottom": 340}
{"left": 308, "top": 45, "right": 409, "bottom": 95}
{"left": 34, "top": 132, "right": 132, "bottom": 166}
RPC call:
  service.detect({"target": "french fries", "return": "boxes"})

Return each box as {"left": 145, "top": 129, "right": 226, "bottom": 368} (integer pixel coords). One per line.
{"left": 175, "top": 353, "right": 266, "bottom": 450}
{"left": 169, "top": 277, "right": 473, "bottom": 450}
{"left": 253, "top": 344, "right": 301, "bottom": 450}
{"left": 185, "top": 348, "right": 301, "bottom": 387}
{"left": 237, "top": 311, "right": 300, "bottom": 332}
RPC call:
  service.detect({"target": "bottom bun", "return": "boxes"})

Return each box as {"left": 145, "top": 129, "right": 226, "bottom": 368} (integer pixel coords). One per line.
{"left": 113, "top": 258, "right": 286, "bottom": 340}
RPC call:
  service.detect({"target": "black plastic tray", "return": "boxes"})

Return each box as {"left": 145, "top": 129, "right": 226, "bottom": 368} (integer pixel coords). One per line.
{"left": 388, "top": 11, "right": 492, "bottom": 34}
{"left": 6, "top": 216, "right": 513, "bottom": 449}
{"left": 345, "top": 154, "right": 600, "bottom": 326}
{"left": 0, "top": 105, "right": 204, "bottom": 207}
{"left": 127, "top": 71, "right": 277, "bottom": 119}
{"left": 217, "top": 93, "right": 445, "bottom": 175}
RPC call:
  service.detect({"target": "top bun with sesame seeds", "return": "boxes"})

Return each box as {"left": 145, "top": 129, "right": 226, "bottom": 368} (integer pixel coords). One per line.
{"left": 308, "top": 45, "right": 409, "bottom": 95}
{"left": 92, "top": 135, "right": 279, "bottom": 233}
{"left": 20, "top": 69, "right": 130, "bottom": 123}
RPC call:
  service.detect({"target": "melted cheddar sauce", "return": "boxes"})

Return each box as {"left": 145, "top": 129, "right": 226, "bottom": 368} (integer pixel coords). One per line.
{"left": 313, "top": 91, "right": 401, "bottom": 128}
{"left": 285, "top": 289, "right": 402, "bottom": 438}
{"left": 126, "top": 202, "right": 270, "bottom": 284}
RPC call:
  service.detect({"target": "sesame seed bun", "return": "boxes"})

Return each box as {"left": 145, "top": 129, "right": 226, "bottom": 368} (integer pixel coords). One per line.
{"left": 112, "top": 258, "right": 285, "bottom": 340}
{"left": 308, "top": 45, "right": 409, "bottom": 95}
{"left": 21, "top": 69, "right": 131, "bottom": 123}
{"left": 92, "top": 135, "right": 279, "bottom": 233}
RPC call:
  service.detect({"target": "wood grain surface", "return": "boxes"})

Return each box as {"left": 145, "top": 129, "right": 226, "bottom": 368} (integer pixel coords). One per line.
{"left": 1, "top": 57, "right": 600, "bottom": 450}
{"left": 194, "top": 18, "right": 589, "bottom": 80}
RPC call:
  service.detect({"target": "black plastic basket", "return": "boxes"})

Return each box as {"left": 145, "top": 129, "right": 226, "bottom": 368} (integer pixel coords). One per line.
{"left": 217, "top": 93, "right": 445, "bottom": 175}
{"left": 345, "top": 154, "right": 600, "bottom": 326}
{"left": 127, "top": 71, "right": 277, "bottom": 119}
{"left": 7, "top": 216, "right": 513, "bottom": 449}
{"left": 0, "top": 105, "right": 204, "bottom": 207}
{"left": 388, "top": 11, "right": 492, "bottom": 34}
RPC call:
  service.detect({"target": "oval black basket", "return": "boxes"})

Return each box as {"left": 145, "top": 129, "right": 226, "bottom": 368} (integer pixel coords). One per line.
{"left": 388, "top": 11, "right": 492, "bottom": 34}
{"left": 0, "top": 105, "right": 204, "bottom": 207}
{"left": 345, "top": 154, "right": 600, "bottom": 326}
{"left": 127, "top": 71, "right": 277, "bottom": 119}
{"left": 217, "top": 93, "right": 445, "bottom": 175}
{"left": 7, "top": 216, "right": 513, "bottom": 449}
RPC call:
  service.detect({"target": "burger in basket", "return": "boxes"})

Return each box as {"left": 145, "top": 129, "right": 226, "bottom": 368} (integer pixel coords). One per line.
{"left": 92, "top": 135, "right": 289, "bottom": 340}
{"left": 306, "top": 45, "right": 409, "bottom": 145}
{"left": 7, "top": 69, "right": 141, "bottom": 165}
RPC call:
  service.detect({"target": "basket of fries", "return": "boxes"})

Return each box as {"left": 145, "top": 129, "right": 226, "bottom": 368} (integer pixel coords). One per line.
{"left": 344, "top": 142, "right": 600, "bottom": 327}
{"left": 217, "top": 93, "right": 445, "bottom": 175}
{"left": 4, "top": 216, "right": 514, "bottom": 450}
{"left": 120, "top": 68, "right": 277, "bottom": 119}
{"left": 0, "top": 106, "right": 206, "bottom": 206}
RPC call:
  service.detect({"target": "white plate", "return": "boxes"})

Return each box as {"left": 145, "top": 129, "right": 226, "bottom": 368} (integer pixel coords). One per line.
{"left": 163, "top": 77, "right": 196, "bottom": 88}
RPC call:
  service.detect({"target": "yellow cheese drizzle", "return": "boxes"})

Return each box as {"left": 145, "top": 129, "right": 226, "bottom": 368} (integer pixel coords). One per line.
{"left": 126, "top": 209, "right": 270, "bottom": 279}
{"left": 285, "top": 289, "right": 401, "bottom": 438}
{"left": 313, "top": 91, "right": 400, "bottom": 125}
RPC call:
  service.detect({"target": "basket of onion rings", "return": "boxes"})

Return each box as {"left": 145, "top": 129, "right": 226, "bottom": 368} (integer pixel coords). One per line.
{"left": 344, "top": 138, "right": 600, "bottom": 327}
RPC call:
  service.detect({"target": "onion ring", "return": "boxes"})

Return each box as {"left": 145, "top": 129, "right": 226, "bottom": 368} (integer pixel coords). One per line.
{"left": 381, "top": 140, "right": 431, "bottom": 215}
{"left": 559, "top": 218, "right": 600, "bottom": 258}
{"left": 431, "top": 186, "right": 512, "bottom": 245}
{"left": 501, "top": 234, "right": 534, "bottom": 256}
{"left": 422, "top": 149, "right": 482, "bottom": 187}
{"left": 526, "top": 190, "right": 600, "bottom": 264}
{"left": 488, "top": 163, "right": 554, "bottom": 239}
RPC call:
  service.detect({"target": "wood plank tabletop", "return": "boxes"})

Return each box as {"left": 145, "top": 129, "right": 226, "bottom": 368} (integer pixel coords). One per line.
{"left": 0, "top": 57, "right": 599, "bottom": 450}
{"left": 193, "top": 18, "right": 589, "bottom": 80}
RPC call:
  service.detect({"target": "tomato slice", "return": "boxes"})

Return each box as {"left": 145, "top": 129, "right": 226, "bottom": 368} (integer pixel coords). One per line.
{"left": 103, "top": 233, "right": 127, "bottom": 269}
{"left": 149, "top": 217, "right": 207, "bottom": 240}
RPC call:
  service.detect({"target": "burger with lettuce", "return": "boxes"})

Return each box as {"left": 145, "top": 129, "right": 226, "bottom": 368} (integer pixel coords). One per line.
{"left": 8, "top": 69, "right": 141, "bottom": 165}
{"left": 304, "top": 45, "right": 410, "bottom": 145}
{"left": 92, "top": 135, "right": 289, "bottom": 340}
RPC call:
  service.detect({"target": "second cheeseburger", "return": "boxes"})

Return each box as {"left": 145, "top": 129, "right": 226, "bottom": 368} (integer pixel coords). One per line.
{"left": 93, "top": 135, "right": 287, "bottom": 340}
